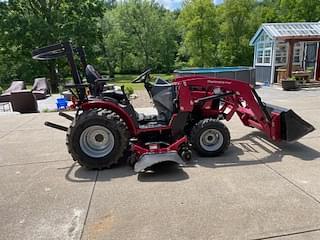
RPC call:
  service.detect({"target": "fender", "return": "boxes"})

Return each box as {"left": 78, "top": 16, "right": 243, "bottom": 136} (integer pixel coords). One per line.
{"left": 81, "top": 100, "right": 138, "bottom": 136}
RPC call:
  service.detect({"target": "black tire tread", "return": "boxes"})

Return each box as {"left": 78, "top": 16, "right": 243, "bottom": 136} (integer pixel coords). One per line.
{"left": 66, "top": 109, "right": 129, "bottom": 169}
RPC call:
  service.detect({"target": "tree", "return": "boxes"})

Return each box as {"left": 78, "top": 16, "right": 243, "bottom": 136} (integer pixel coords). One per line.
{"left": 157, "top": 12, "right": 178, "bottom": 72}
{"left": 0, "top": 0, "right": 104, "bottom": 91}
{"left": 251, "top": 0, "right": 281, "bottom": 24}
{"left": 118, "top": 0, "right": 170, "bottom": 70}
{"left": 217, "top": 0, "right": 256, "bottom": 66}
{"left": 178, "top": 0, "right": 219, "bottom": 67}
{"left": 278, "top": 0, "right": 320, "bottom": 22}
{"left": 99, "top": 0, "right": 178, "bottom": 73}
{"left": 2, "top": 0, "right": 320, "bottom": 85}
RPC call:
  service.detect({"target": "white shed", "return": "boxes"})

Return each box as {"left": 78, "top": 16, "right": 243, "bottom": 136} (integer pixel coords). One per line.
{"left": 250, "top": 22, "right": 320, "bottom": 84}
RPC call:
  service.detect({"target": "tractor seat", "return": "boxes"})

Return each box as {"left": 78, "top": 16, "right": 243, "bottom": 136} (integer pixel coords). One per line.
{"left": 85, "top": 65, "right": 105, "bottom": 96}
{"left": 85, "top": 65, "right": 102, "bottom": 83}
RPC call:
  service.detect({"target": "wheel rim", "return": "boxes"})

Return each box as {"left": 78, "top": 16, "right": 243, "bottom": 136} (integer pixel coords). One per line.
{"left": 79, "top": 125, "right": 115, "bottom": 158}
{"left": 199, "top": 129, "right": 224, "bottom": 152}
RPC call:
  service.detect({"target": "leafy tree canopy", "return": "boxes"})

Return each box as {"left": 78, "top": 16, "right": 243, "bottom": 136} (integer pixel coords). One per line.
{"left": 1, "top": 0, "right": 320, "bottom": 90}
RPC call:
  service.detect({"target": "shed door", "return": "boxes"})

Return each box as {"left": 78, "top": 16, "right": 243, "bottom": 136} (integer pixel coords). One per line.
{"left": 305, "top": 43, "right": 317, "bottom": 78}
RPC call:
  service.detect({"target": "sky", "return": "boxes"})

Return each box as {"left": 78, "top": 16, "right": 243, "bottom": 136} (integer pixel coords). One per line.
{"left": 157, "top": 0, "right": 224, "bottom": 10}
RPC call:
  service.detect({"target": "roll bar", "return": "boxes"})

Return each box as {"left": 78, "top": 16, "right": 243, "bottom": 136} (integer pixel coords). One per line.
{"left": 32, "top": 42, "right": 85, "bottom": 100}
{"left": 32, "top": 43, "right": 66, "bottom": 60}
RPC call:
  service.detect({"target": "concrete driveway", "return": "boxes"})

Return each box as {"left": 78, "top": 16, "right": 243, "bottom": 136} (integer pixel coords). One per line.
{"left": 0, "top": 86, "right": 320, "bottom": 240}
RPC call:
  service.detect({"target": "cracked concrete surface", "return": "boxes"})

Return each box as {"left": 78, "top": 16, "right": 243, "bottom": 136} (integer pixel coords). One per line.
{"left": 0, "top": 86, "right": 320, "bottom": 240}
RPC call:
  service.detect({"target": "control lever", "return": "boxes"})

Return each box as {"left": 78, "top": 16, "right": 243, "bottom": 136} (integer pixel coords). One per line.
{"left": 121, "top": 85, "right": 130, "bottom": 104}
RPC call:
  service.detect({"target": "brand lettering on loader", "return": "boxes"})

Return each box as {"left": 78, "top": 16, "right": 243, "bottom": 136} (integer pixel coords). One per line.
{"left": 207, "top": 80, "right": 231, "bottom": 85}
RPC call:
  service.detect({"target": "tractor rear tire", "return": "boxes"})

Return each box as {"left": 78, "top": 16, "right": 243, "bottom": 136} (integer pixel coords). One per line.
{"left": 66, "top": 109, "right": 129, "bottom": 169}
{"left": 190, "top": 118, "right": 230, "bottom": 157}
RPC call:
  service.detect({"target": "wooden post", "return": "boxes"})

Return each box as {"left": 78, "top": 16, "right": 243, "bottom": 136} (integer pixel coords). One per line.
{"left": 316, "top": 42, "right": 320, "bottom": 81}
{"left": 287, "top": 40, "right": 294, "bottom": 78}
{"left": 270, "top": 41, "right": 277, "bottom": 84}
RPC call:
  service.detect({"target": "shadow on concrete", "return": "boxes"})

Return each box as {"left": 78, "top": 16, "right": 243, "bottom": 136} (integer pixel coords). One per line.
{"left": 62, "top": 163, "right": 96, "bottom": 183}
{"left": 62, "top": 131, "right": 319, "bottom": 181}
{"left": 97, "top": 166, "right": 136, "bottom": 181}
{"left": 245, "top": 131, "right": 320, "bottom": 162}
{"left": 301, "top": 88, "right": 320, "bottom": 92}
{"left": 63, "top": 161, "right": 189, "bottom": 183}
{"left": 62, "top": 163, "right": 134, "bottom": 182}
{"left": 194, "top": 143, "right": 249, "bottom": 169}
{"left": 137, "top": 162, "right": 189, "bottom": 182}
{"left": 195, "top": 131, "right": 320, "bottom": 169}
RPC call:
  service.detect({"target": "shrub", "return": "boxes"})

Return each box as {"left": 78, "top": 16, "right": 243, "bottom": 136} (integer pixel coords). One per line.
{"left": 125, "top": 86, "right": 134, "bottom": 96}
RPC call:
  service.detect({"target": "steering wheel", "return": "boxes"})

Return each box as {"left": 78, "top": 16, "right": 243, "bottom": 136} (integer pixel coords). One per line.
{"left": 132, "top": 68, "right": 152, "bottom": 83}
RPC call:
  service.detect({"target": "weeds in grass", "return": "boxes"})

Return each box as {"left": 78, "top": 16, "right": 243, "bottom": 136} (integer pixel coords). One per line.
{"left": 42, "top": 108, "right": 58, "bottom": 113}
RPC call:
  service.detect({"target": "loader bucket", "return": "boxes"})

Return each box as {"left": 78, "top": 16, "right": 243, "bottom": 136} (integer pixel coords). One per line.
{"left": 134, "top": 152, "right": 185, "bottom": 173}
{"left": 266, "top": 104, "right": 315, "bottom": 142}
{"left": 280, "top": 109, "right": 315, "bottom": 142}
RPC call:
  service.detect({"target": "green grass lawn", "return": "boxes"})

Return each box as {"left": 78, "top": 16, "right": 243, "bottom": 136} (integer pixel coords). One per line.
{"left": 110, "top": 73, "right": 173, "bottom": 90}
{"left": 0, "top": 73, "right": 174, "bottom": 93}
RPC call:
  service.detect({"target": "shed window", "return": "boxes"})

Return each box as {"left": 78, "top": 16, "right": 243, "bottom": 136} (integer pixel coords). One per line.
{"left": 275, "top": 44, "right": 287, "bottom": 64}
{"left": 257, "top": 50, "right": 263, "bottom": 63}
{"left": 275, "top": 42, "right": 303, "bottom": 65}
{"left": 255, "top": 32, "right": 272, "bottom": 65}
{"left": 293, "top": 43, "right": 302, "bottom": 63}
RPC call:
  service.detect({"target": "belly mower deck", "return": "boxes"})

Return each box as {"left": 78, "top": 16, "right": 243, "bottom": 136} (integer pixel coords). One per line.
{"left": 131, "top": 136, "right": 191, "bottom": 173}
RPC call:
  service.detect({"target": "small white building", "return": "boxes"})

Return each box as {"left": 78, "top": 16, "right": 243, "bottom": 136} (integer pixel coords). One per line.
{"left": 250, "top": 22, "right": 320, "bottom": 84}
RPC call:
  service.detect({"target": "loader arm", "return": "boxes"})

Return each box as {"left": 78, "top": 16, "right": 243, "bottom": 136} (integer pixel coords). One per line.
{"left": 176, "top": 77, "right": 314, "bottom": 142}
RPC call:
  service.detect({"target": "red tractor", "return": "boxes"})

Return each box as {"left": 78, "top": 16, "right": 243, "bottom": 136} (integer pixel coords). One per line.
{"left": 33, "top": 42, "right": 315, "bottom": 172}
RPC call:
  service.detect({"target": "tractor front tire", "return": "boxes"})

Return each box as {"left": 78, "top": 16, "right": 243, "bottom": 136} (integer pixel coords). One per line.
{"left": 67, "top": 109, "right": 129, "bottom": 169}
{"left": 191, "top": 119, "right": 230, "bottom": 157}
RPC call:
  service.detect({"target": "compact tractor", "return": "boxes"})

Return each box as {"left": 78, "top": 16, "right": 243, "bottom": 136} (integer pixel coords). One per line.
{"left": 33, "top": 42, "right": 315, "bottom": 172}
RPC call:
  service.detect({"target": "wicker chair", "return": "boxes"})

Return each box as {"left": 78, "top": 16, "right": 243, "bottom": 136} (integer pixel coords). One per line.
{"left": 0, "top": 81, "right": 26, "bottom": 103}
{"left": 32, "top": 77, "right": 51, "bottom": 100}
